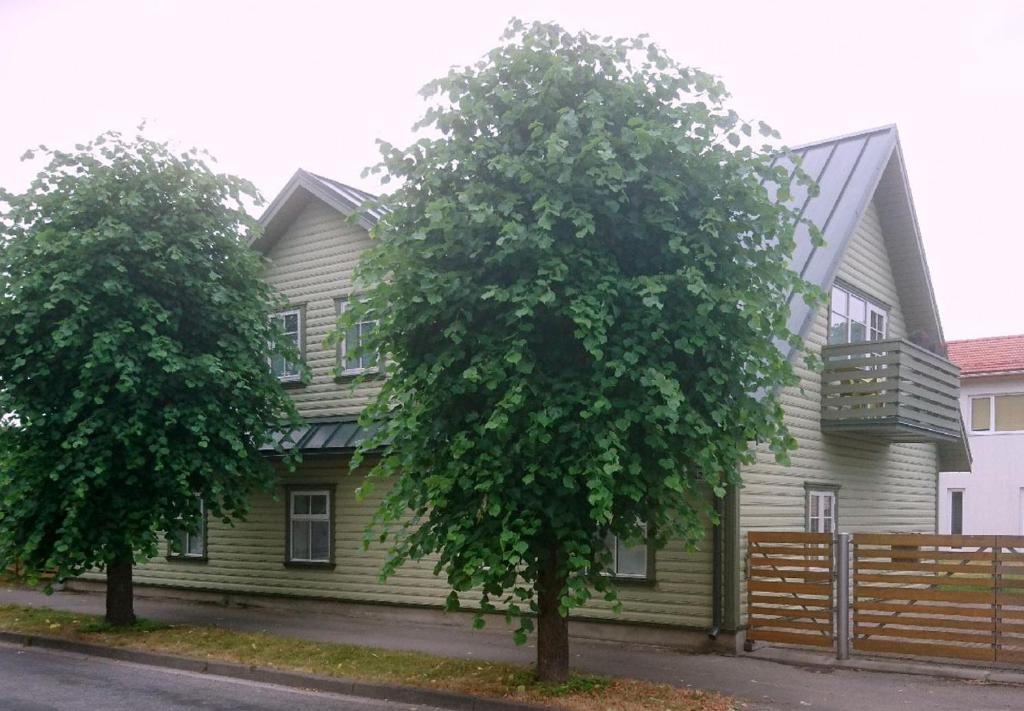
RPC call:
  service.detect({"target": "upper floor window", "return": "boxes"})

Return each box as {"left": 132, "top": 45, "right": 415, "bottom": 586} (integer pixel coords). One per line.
{"left": 828, "top": 285, "right": 887, "bottom": 345}
{"left": 971, "top": 394, "right": 1024, "bottom": 433}
{"left": 270, "top": 308, "right": 303, "bottom": 381}
{"left": 337, "top": 299, "right": 380, "bottom": 375}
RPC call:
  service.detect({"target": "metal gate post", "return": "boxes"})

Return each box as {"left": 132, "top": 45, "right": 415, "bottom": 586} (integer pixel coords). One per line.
{"left": 835, "top": 532, "right": 850, "bottom": 660}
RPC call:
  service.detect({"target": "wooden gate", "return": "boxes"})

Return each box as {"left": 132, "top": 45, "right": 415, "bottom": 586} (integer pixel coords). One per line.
{"left": 852, "top": 534, "right": 1024, "bottom": 663}
{"left": 747, "top": 532, "right": 834, "bottom": 648}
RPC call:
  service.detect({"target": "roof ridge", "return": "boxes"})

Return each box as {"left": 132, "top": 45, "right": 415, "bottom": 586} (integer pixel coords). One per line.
{"left": 307, "top": 171, "right": 378, "bottom": 200}
{"left": 787, "top": 124, "right": 897, "bottom": 152}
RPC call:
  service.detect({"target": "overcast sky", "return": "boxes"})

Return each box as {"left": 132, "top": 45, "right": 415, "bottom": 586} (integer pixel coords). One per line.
{"left": 1, "top": 0, "right": 1020, "bottom": 340}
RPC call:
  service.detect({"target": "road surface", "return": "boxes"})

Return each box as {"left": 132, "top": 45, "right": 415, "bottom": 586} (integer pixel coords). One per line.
{"left": 0, "top": 642, "right": 448, "bottom": 711}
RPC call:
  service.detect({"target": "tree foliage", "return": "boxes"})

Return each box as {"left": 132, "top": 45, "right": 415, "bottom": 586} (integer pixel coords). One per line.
{"left": 342, "top": 20, "right": 820, "bottom": 644}
{"left": 0, "top": 130, "right": 303, "bottom": 585}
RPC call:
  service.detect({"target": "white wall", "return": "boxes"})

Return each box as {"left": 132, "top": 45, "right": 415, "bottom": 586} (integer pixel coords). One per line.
{"left": 939, "top": 374, "right": 1024, "bottom": 535}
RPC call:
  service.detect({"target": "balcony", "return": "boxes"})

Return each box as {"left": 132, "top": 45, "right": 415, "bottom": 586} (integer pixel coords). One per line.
{"left": 820, "top": 338, "right": 961, "bottom": 443}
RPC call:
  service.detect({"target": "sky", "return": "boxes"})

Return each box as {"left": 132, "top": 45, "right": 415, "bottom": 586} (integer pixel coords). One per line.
{"left": 1, "top": 0, "right": 1021, "bottom": 340}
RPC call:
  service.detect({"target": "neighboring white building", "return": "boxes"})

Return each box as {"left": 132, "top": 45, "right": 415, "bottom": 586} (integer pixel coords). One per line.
{"left": 940, "top": 335, "right": 1024, "bottom": 535}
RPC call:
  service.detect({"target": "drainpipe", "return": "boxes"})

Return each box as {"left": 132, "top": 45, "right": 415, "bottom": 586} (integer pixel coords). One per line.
{"left": 708, "top": 495, "right": 725, "bottom": 639}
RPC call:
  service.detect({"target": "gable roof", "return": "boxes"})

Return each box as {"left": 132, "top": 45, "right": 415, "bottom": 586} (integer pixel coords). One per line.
{"left": 258, "top": 128, "right": 967, "bottom": 467}
{"left": 257, "top": 129, "right": 946, "bottom": 353}
{"left": 250, "top": 169, "right": 382, "bottom": 253}
{"left": 772, "top": 125, "right": 946, "bottom": 356}
{"left": 947, "top": 335, "right": 1024, "bottom": 377}
{"left": 769, "top": 125, "right": 968, "bottom": 470}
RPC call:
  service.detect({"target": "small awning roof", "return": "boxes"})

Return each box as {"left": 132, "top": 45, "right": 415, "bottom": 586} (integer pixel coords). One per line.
{"left": 260, "top": 417, "right": 379, "bottom": 455}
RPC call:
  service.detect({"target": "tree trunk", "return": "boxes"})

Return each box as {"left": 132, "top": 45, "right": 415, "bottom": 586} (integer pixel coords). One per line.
{"left": 105, "top": 555, "right": 136, "bottom": 626}
{"left": 536, "top": 547, "right": 569, "bottom": 683}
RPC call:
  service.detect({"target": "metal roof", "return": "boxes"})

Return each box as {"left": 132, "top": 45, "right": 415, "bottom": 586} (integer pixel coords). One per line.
{"left": 260, "top": 417, "right": 380, "bottom": 455}
{"left": 766, "top": 125, "right": 967, "bottom": 470}
{"left": 767, "top": 126, "right": 896, "bottom": 355}
{"left": 768, "top": 125, "right": 946, "bottom": 359}
{"left": 255, "top": 126, "right": 965, "bottom": 465}
{"left": 307, "top": 172, "right": 387, "bottom": 223}
{"left": 250, "top": 169, "right": 384, "bottom": 253}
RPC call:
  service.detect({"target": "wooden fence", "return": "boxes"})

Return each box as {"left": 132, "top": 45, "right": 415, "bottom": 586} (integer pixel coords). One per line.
{"left": 747, "top": 532, "right": 834, "bottom": 648}
{"left": 852, "top": 534, "right": 1024, "bottom": 664}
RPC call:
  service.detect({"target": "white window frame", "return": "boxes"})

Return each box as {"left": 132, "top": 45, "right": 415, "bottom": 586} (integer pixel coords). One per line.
{"left": 828, "top": 284, "right": 888, "bottom": 345}
{"left": 169, "top": 499, "right": 206, "bottom": 560}
{"left": 806, "top": 489, "right": 837, "bottom": 534}
{"left": 288, "top": 489, "right": 332, "bottom": 564}
{"left": 969, "top": 394, "right": 1024, "bottom": 434}
{"left": 949, "top": 489, "right": 964, "bottom": 536}
{"left": 270, "top": 307, "right": 303, "bottom": 382}
{"left": 337, "top": 299, "right": 381, "bottom": 376}
{"left": 605, "top": 523, "right": 651, "bottom": 580}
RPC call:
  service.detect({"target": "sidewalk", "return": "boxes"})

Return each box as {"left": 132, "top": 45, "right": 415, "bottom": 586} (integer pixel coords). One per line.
{"left": 1, "top": 585, "right": 1021, "bottom": 711}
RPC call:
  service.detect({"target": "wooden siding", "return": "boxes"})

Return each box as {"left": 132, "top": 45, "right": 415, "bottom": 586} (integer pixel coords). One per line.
{"left": 263, "top": 199, "right": 382, "bottom": 418}
{"left": 128, "top": 454, "right": 713, "bottom": 628}
{"left": 738, "top": 198, "right": 940, "bottom": 623}
{"left": 124, "top": 193, "right": 939, "bottom": 634}
{"left": 122, "top": 199, "right": 714, "bottom": 631}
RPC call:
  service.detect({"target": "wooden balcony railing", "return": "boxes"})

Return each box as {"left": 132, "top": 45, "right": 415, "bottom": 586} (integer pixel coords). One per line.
{"left": 820, "top": 338, "right": 961, "bottom": 442}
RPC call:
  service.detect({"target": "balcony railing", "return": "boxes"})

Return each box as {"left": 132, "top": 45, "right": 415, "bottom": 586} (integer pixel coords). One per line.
{"left": 820, "top": 338, "right": 961, "bottom": 443}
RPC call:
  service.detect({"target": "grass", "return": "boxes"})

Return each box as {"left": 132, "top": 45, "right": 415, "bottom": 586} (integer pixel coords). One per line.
{"left": 0, "top": 602, "right": 733, "bottom": 711}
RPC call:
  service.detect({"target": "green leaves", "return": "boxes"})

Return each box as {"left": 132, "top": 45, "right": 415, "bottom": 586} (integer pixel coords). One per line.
{"left": 340, "top": 19, "right": 816, "bottom": 644}
{"left": 0, "top": 129, "right": 303, "bottom": 583}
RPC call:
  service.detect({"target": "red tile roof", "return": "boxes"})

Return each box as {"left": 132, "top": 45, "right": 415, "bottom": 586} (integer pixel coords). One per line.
{"left": 946, "top": 335, "right": 1024, "bottom": 377}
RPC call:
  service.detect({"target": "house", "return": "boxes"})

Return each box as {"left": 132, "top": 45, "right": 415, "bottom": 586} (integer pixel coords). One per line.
{"left": 939, "top": 335, "right": 1024, "bottom": 535}
{"left": 91, "top": 125, "right": 969, "bottom": 652}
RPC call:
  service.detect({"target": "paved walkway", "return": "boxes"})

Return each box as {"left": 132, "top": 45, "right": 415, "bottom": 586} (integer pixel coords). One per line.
{"left": 2, "top": 585, "right": 1022, "bottom": 710}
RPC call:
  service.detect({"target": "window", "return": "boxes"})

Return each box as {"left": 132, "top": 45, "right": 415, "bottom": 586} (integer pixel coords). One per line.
{"left": 287, "top": 489, "right": 332, "bottom": 564}
{"left": 806, "top": 488, "right": 837, "bottom": 534}
{"left": 605, "top": 524, "right": 650, "bottom": 580}
{"left": 950, "top": 490, "right": 964, "bottom": 535}
{"left": 270, "top": 308, "right": 303, "bottom": 381}
{"left": 828, "top": 284, "right": 887, "bottom": 345}
{"left": 337, "top": 299, "right": 380, "bottom": 375}
{"left": 971, "top": 395, "right": 1024, "bottom": 433}
{"left": 168, "top": 499, "right": 206, "bottom": 560}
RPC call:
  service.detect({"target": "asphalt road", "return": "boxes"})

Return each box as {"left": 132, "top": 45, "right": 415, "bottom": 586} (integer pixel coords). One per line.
{"left": 0, "top": 642, "right": 448, "bottom": 711}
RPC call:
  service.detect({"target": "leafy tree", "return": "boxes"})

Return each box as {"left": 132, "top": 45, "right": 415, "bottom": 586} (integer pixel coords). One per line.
{"left": 341, "top": 20, "right": 818, "bottom": 681}
{"left": 0, "top": 130, "right": 303, "bottom": 625}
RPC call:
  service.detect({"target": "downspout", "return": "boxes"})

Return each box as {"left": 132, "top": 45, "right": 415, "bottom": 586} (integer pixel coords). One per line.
{"left": 708, "top": 494, "right": 725, "bottom": 639}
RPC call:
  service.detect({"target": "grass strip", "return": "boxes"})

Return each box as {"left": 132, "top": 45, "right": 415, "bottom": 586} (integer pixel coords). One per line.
{"left": 0, "top": 601, "right": 732, "bottom": 711}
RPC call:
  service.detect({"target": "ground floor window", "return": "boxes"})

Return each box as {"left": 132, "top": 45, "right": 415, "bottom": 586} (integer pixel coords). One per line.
{"left": 605, "top": 523, "right": 651, "bottom": 580}
{"left": 950, "top": 489, "right": 964, "bottom": 535}
{"left": 287, "top": 488, "right": 333, "bottom": 565}
{"left": 806, "top": 486, "right": 838, "bottom": 534}
{"left": 168, "top": 499, "right": 206, "bottom": 560}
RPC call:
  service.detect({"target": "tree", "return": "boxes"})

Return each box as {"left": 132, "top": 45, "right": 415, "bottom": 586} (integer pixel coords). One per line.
{"left": 341, "top": 20, "right": 819, "bottom": 682}
{"left": 0, "top": 130, "right": 303, "bottom": 625}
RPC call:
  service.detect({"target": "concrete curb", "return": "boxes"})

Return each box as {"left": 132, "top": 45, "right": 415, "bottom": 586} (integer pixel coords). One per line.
{"left": 0, "top": 631, "right": 546, "bottom": 711}
{"left": 745, "top": 647, "right": 1024, "bottom": 686}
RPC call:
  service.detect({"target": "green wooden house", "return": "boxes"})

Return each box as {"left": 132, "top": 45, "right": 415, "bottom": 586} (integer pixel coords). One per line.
{"left": 93, "top": 125, "right": 970, "bottom": 651}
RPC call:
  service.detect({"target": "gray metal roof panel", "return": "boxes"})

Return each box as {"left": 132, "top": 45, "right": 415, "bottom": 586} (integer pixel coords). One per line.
{"left": 308, "top": 173, "right": 387, "bottom": 223}
{"left": 259, "top": 418, "right": 370, "bottom": 455}
{"left": 764, "top": 126, "right": 900, "bottom": 357}
{"left": 252, "top": 169, "right": 382, "bottom": 252}
{"left": 325, "top": 421, "right": 361, "bottom": 449}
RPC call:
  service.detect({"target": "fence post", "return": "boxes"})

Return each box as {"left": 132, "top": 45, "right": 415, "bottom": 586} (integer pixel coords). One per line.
{"left": 835, "top": 532, "right": 850, "bottom": 660}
